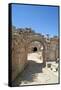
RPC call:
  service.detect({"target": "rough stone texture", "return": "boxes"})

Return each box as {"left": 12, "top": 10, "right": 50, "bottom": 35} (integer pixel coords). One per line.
{"left": 12, "top": 33, "right": 28, "bottom": 81}
{"left": 11, "top": 27, "right": 59, "bottom": 81}
{"left": 47, "top": 37, "right": 59, "bottom": 61}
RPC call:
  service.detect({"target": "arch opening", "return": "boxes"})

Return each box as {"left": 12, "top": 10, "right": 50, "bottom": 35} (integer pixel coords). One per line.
{"left": 27, "top": 40, "right": 45, "bottom": 64}
{"left": 32, "top": 47, "right": 37, "bottom": 52}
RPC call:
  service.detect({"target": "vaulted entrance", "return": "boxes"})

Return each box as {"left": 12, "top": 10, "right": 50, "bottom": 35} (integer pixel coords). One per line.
{"left": 27, "top": 34, "right": 47, "bottom": 67}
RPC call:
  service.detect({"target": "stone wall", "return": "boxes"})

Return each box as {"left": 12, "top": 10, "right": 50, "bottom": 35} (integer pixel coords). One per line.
{"left": 46, "top": 37, "right": 59, "bottom": 61}
{"left": 12, "top": 33, "right": 28, "bottom": 81}
{"left": 11, "top": 27, "right": 59, "bottom": 81}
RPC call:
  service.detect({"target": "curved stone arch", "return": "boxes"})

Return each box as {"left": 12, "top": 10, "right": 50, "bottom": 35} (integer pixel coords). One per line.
{"left": 27, "top": 35, "right": 47, "bottom": 67}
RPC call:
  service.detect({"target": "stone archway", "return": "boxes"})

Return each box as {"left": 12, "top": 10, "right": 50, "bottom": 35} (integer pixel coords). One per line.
{"left": 27, "top": 34, "right": 47, "bottom": 67}
{"left": 11, "top": 28, "right": 59, "bottom": 84}
{"left": 12, "top": 32, "right": 47, "bottom": 81}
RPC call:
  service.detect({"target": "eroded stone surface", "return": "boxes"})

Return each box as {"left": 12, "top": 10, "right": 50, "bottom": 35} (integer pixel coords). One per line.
{"left": 11, "top": 27, "right": 59, "bottom": 82}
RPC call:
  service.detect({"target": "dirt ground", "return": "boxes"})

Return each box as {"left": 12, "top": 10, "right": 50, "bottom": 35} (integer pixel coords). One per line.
{"left": 13, "top": 52, "right": 59, "bottom": 86}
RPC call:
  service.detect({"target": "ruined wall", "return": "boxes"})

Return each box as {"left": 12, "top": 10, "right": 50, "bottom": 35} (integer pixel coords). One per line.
{"left": 46, "top": 37, "right": 59, "bottom": 61}
{"left": 11, "top": 27, "right": 59, "bottom": 81}
{"left": 12, "top": 32, "right": 28, "bottom": 81}
{"left": 11, "top": 28, "right": 47, "bottom": 81}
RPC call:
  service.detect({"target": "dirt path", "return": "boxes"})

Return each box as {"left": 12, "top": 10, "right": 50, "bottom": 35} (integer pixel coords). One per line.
{"left": 13, "top": 52, "right": 59, "bottom": 86}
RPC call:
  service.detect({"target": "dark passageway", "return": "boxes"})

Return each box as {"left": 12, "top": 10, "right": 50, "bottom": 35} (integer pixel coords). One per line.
{"left": 32, "top": 47, "right": 37, "bottom": 52}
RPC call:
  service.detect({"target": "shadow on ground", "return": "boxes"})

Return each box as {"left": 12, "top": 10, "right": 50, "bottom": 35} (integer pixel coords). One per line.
{"left": 12, "top": 60, "right": 43, "bottom": 86}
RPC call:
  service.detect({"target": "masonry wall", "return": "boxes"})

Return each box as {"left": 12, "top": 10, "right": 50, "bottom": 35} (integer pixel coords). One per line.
{"left": 12, "top": 33, "right": 28, "bottom": 81}
{"left": 11, "top": 28, "right": 59, "bottom": 81}
{"left": 46, "top": 38, "right": 59, "bottom": 61}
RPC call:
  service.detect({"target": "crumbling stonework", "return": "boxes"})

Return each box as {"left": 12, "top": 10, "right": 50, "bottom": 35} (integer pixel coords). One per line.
{"left": 12, "top": 27, "right": 59, "bottom": 81}
{"left": 46, "top": 36, "right": 59, "bottom": 61}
